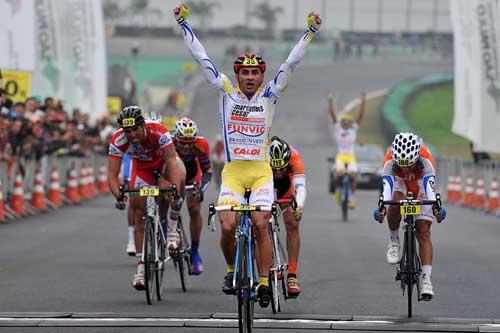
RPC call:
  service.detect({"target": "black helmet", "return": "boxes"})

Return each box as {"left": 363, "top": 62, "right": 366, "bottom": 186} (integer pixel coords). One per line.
{"left": 117, "top": 106, "right": 145, "bottom": 128}
{"left": 269, "top": 136, "right": 291, "bottom": 169}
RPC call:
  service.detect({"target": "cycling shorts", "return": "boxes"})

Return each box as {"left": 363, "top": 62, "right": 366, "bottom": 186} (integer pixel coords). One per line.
{"left": 393, "top": 177, "right": 434, "bottom": 223}
{"left": 335, "top": 153, "right": 358, "bottom": 173}
{"left": 218, "top": 160, "right": 273, "bottom": 207}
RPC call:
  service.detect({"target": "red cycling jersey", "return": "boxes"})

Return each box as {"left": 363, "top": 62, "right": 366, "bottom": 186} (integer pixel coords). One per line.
{"left": 108, "top": 121, "right": 174, "bottom": 165}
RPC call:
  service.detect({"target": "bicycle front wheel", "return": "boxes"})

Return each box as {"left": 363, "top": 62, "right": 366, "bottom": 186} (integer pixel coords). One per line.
{"left": 237, "top": 235, "right": 254, "bottom": 333}
{"left": 155, "top": 223, "right": 166, "bottom": 301}
{"left": 143, "top": 217, "right": 156, "bottom": 305}
{"left": 177, "top": 217, "right": 188, "bottom": 292}
{"left": 405, "top": 227, "right": 415, "bottom": 318}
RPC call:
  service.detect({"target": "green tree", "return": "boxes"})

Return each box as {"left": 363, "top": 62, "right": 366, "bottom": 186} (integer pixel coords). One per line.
{"left": 188, "top": 0, "right": 220, "bottom": 30}
{"left": 251, "top": 2, "right": 284, "bottom": 39}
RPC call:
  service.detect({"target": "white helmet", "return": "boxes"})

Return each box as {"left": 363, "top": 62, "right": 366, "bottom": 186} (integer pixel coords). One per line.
{"left": 175, "top": 117, "right": 198, "bottom": 140}
{"left": 391, "top": 132, "right": 421, "bottom": 167}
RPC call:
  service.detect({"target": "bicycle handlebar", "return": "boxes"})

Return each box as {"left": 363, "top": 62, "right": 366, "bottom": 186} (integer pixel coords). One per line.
{"left": 115, "top": 184, "right": 180, "bottom": 210}
{"left": 378, "top": 193, "right": 441, "bottom": 208}
{"left": 275, "top": 197, "right": 297, "bottom": 210}
{"left": 207, "top": 203, "right": 278, "bottom": 232}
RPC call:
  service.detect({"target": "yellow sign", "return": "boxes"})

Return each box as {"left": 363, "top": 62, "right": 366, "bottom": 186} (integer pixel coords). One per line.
{"left": 400, "top": 205, "right": 421, "bottom": 215}
{"left": 181, "top": 62, "right": 197, "bottom": 73}
{"left": 139, "top": 187, "right": 160, "bottom": 197}
{"left": 122, "top": 118, "right": 136, "bottom": 127}
{"left": 232, "top": 205, "right": 257, "bottom": 211}
{"left": 107, "top": 96, "right": 122, "bottom": 114}
{"left": 1, "top": 70, "right": 31, "bottom": 103}
{"left": 162, "top": 116, "right": 178, "bottom": 131}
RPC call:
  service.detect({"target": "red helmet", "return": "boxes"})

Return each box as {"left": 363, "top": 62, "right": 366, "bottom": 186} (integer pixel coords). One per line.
{"left": 233, "top": 53, "right": 266, "bottom": 74}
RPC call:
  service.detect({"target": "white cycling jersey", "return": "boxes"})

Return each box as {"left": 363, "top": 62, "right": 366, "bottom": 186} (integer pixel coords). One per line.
{"left": 334, "top": 123, "right": 358, "bottom": 154}
{"left": 179, "top": 22, "right": 317, "bottom": 162}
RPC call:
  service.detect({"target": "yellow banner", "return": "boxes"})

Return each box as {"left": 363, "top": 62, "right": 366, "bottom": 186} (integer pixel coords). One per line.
{"left": 1, "top": 70, "right": 31, "bottom": 103}
{"left": 107, "top": 96, "right": 122, "bottom": 114}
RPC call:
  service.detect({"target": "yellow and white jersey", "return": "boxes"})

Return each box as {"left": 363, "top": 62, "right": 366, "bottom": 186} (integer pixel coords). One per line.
{"left": 334, "top": 123, "right": 359, "bottom": 155}
{"left": 179, "top": 21, "right": 317, "bottom": 162}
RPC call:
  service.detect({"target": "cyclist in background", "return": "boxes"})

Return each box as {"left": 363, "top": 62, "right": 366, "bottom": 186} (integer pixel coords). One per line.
{"left": 211, "top": 134, "right": 225, "bottom": 191}
{"left": 327, "top": 92, "right": 366, "bottom": 209}
{"left": 269, "top": 136, "right": 306, "bottom": 298}
{"left": 173, "top": 2, "right": 321, "bottom": 308}
{"left": 172, "top": 117, "right": 212, "bottom": 275}
{"left": 108, "top": 106, "right": 186, "bottom": 290}
{"left": 373, "top": 132, "right": 446, "bottom": 300}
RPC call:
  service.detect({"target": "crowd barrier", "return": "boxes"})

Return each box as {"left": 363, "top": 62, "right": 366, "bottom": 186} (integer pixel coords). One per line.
{"left": 437, "top": 158, "right": 500, "bottom": 217}
{"left": 0, "top": 154, "right": 109, "bottom": 222}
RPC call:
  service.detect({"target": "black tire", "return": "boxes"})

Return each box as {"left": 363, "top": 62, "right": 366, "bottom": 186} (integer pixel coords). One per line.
{"left": 177, "top": 217, "right": 188, "bottom": 292}
{"left": 329, "top": 170, "right": 336, "bottom": 193}
{"left": 143, "top": 217, "right": 155, "bottom": 305}
{"left": 155, "top": 224, "right": 166, "bottom": 301}
{"left": 405, "top": 225, "right": 414, "bottom": 318}
{"left": 237, "top": 235, "right": 253, "bottom": 333}
{"left": 341, "top": 175, "right": 349, "bottom": 221}
{"left": 269, "top": 222, "right": 279, "bottom": 314}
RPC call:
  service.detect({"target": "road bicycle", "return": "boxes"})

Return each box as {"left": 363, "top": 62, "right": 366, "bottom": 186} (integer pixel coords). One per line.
{"left": 118, "top": 184, "right": 179, "bottom": 305}
{"left": 268, "top": 197, "right": 295, "bottom": 314}
{"left": 378, "top": 192, "right": 442, "bottom": 318}
{"left": 208, "top": 189, "right": 276, "bottom": 333}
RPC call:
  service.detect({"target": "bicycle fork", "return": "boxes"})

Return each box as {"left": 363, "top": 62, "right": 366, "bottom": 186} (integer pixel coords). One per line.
{"left": 233, "top": 215, "right": 256, "bottom": 300}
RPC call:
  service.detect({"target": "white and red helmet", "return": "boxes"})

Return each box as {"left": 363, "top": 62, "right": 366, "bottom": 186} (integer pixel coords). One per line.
{"left": 175, "top": 117, "right": 198, "bottom": 140}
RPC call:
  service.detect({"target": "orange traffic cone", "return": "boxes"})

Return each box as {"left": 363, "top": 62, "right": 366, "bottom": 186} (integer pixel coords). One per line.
{"left": 79, "top": 164, "right": 89, "bottom": 200}
{"left": 455, "top": 175, "right": 463, "bottom": 204}
{"left": 47, "top": 165, "right": 62, "bottom": 207}
{"left": 463, "top": 176, "right": 475, "bottom": 207}
{"left": 66, "top": 163, "right": 81, "bottom": 204}
{"left": 9, "top": 169, "right": 27, "bottom": 216}
{"left": 98, "top": 165, "right": 108, "bottom": 194}
{"left": 473, "top": 176, "right": 486, "bottom": 210}
{"left": 446, "top": 174, "right": 455, "bottom": 203}
{"left": 487, "top": 177, "right": 499, "bottom": 214}
{"left": 88, "top": 164, "right": 96, "bottom": 198}
{"left": 31, "top": 167, "right": 47, "bottom": 212}
{"left": 0, "top": 178, "right": 5, "bottom": 222}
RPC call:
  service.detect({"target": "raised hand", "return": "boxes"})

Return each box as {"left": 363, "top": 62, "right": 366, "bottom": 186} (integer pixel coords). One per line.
{"left": 307, "top": 12, "right": 322, "bottom": 33}
{"left": 173, "top": 3, "right": 190, "bottom": 25}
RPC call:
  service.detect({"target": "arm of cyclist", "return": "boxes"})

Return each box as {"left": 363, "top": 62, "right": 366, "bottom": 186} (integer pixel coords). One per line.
{"left": 356, "top": 92, "right": 366, "bottom": 124}
{"left": 108, "top": 156, "right": 127, "bottom": 209}
{"left": 293, "top": 175, "right": 306, "bottom": 221}
{"left": 161, "top": 144, "right": 185, "bottom": 208}
{"left": 327, "top": 92, "right": 337, "bottom": 124}
{"left": 173, "top": 3, "right": 227, "bottom": 92}
{"left": 422, "top": 161, "right": 446, "bottom": 222}
{"left": 267, "top": 12, "right": 321, "bottom": 97}
{"left": 373, "top": 160, "right": 395, "bottom": 222}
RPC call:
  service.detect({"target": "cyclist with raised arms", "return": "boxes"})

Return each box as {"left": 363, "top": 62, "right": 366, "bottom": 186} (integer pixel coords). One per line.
{"left": 173, "top": 3, "right": 321, "bottom": 308}
{"left": 108, "top": 106, "right": 186, "bottom": 290}
{"left": 373, "top": 132, "right": 446, "bottom": 300}
{"left": 327, "top": 92, "right": 366, "bottom": 209}
{"left": 269, "top": 136, "right": 306, "bottom": 298}
{"left": 172, "top": 117, "right": 212, "bottom": 275}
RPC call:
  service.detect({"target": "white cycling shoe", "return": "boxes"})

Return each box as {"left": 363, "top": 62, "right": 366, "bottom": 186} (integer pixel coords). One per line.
{"left": 132, "top": 263, "right": 145, "bottom": 290}
{"left": 167, "top": 228, "right": 180, "bottom": 250}
{"left": 420, "top": 277, "right": 434, "bottom": 301}
{"left": 386, "top": 240, "right": 400, "bottom": 264}
{"left": 126, "top": 241, "right": 136, "bottom": 257}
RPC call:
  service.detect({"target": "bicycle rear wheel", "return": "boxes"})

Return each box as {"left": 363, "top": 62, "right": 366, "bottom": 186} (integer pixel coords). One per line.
{"left": 155, "top": 222, "right": 166, "bottom": 301}
{"left": 143, "top": 217, "right": 155, "bottom": 305}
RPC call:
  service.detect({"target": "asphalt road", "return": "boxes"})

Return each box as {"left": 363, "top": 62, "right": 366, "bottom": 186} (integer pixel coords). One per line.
{"left": 2, "top": 56, "right": 500, "bottom": 332}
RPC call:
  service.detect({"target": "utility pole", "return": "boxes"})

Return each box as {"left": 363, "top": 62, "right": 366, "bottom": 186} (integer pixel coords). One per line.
{"left": 377, "top": 0, "right": 384, "bottom": 33}
{"left": 432, "top": 0, "right": 438, "bottom": 31}
{"left": 294, "top": 0, "right": 299, "bottom": 29}
{"left": 245, "top": 0, "right": 251, "bottom": 27}
{"left": 406, "top": 0, "right": 412, "bottom": 31}
{"left": 349, "top": 0, "right": 355, "bottom": 31}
